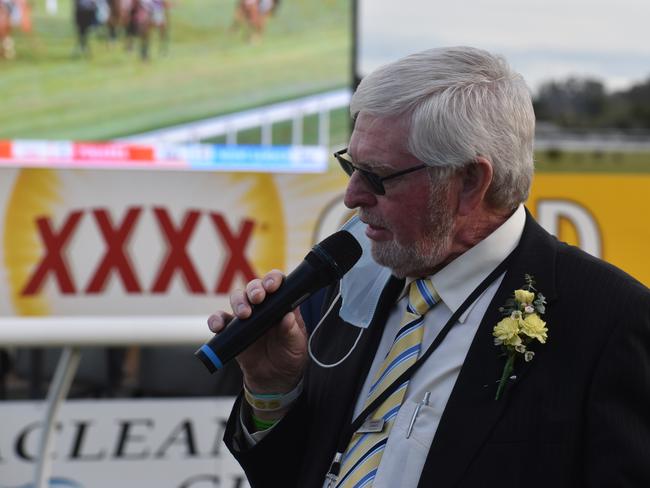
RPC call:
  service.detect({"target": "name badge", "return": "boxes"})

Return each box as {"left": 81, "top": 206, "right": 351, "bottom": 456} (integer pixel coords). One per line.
{"left": 357, "top": 419, "right": 385, "bottom": 434}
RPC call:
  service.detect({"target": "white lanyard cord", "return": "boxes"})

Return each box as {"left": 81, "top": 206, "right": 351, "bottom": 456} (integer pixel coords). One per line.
{"left": 307, "top": 291, "right": 365, "bottom": 369}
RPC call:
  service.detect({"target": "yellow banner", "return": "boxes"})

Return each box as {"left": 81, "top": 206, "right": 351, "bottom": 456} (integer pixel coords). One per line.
{"left": 528, "top": 173, "right": 650, "bottom": 287}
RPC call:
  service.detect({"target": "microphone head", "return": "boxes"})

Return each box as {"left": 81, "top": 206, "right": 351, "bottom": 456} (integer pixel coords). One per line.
{"left": 308, "top": 230, "right": 362, "bottom": 280}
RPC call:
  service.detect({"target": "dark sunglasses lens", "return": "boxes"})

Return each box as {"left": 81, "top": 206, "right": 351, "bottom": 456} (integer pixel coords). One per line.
{"left": 336, "top": 156, "right": 354, "bottom": 177}
{"left": 359, "top": 169, "right": 385, "bottom": 195}
{"left": 335, "top": 154, "right": 385, "bottom": 194}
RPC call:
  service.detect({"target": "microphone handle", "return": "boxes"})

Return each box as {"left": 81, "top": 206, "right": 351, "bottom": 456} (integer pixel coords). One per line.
{"left": 195, "top": 260, "right": 319, "bottom": 373}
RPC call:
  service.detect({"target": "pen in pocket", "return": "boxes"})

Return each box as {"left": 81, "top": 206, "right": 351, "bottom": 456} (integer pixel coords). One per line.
{"left": 406, "top": 391, "right": 431, "bottom": 439}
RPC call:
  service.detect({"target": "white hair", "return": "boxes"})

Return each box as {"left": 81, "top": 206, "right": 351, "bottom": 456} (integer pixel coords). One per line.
{"left": 350, "top": 46, "right": 535, "bottom": 209}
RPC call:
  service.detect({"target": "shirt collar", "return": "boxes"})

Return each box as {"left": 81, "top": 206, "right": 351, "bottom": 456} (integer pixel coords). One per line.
{"left": 405, "top": 205, "right": 526, "bottom": 323}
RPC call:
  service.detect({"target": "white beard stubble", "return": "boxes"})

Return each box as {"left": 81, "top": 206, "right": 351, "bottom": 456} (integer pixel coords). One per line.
{"left": 368, "top": 181, "right": 455, "bottom": 278}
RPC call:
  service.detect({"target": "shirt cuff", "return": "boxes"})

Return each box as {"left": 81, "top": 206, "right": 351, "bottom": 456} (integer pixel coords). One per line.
{"left": 239, "top": 380, "right": 304, "bottom": 447}
{"left": 239, "top": 402, "right": 276, "bottom": 447}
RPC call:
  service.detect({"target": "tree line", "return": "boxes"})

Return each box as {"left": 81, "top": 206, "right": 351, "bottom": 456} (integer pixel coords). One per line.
{"left": 533, "top": 77, "right": 650, "bottom": 130}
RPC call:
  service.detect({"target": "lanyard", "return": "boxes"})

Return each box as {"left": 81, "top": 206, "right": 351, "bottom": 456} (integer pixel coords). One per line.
{"left": 325, "top": 245, "right": 519, "bottom": 485}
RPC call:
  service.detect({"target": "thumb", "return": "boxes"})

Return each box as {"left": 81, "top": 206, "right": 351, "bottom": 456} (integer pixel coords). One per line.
{"left": 277, "top": 309, "right": 308, "bottom": 355}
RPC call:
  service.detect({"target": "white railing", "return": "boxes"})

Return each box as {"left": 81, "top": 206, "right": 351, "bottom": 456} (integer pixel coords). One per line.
{"left": 535, "top": 130, "right": 650, "bottom": 152}
{"left": 124, "top": 88, "right": 352, "bottom": 147}
{"left": 125, "top": 88, "right": 650, "bottom": 153}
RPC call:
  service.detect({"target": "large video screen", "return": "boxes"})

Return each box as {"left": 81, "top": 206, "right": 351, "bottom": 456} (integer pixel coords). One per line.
{"left": 2, "top": 0, "right": 351, "bottom": 141}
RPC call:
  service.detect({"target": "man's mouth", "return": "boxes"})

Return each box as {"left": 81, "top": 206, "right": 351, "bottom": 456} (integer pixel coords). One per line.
{"left": 360, "top": 216, "right": 391, "bottom": 241}
{"left": 360, "top": 213, "right": 384, "bottom": 228}
{"left": 365, "top": 222, "right": 384, "bottom": 230}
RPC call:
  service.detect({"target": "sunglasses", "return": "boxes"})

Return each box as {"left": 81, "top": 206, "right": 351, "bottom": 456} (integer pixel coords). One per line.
{"left": 334, "top": 148, "right": 428, "bottom": 195}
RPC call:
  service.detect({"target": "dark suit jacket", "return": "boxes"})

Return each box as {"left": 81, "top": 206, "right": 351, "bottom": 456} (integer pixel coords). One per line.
{"left": 224, "top": 212, "right": 650, "bottom": 487}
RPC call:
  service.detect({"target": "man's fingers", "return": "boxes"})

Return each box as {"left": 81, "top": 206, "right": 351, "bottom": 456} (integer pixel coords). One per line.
{"left": 278, "top": 307, "right": 306, "bottom": 334}
{"left": 293, "top": 306, "right": 306, "bottom": 333}
{"left": 233, "top": 271, "right": 284, "bottom": 317}
{"left": 279, "top": 311, "right": 296, "bottom": 330}
{"left": 229, "top": 288, "right": 252, "bottom": 318}
{"left": 207, "top": 311, "right": 234, "bottom": 333}
{"left": 278, "top": 310, "right": 308, "bottom": 351}
{"left": 245, "top": 278, "right": 265, "bottom": 305}
{"left": 262, "top": 269, "right": 284, "bottom": 293}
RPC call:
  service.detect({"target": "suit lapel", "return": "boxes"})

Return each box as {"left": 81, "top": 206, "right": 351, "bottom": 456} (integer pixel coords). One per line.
{"left": 419, "top": 211, "right": 558, "bottom": 488}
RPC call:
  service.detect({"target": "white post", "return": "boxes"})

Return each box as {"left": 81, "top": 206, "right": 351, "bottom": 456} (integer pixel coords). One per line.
{"left": 318, "top": 109, "right": 330, "bottom": 148}
{"left": 261, "top": 121, "right": 272, "bottom": 146}
{"left": 291, "top": 114, "right": 303, "bottom": 146}
{"left": 34, "top": 346, "right": 81, "bottom": 488}
{"left": 46, "top": 0, "right": 58, "bottom": 15}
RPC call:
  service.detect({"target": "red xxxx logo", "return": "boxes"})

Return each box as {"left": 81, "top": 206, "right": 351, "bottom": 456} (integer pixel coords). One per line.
{"left": 22, "top": 207, "right": 258, "bottom": 296}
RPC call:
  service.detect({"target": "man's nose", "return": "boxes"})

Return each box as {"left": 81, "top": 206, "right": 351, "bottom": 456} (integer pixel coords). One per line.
{"left": 343, "top": 171, "right": 377, "bottom": 209}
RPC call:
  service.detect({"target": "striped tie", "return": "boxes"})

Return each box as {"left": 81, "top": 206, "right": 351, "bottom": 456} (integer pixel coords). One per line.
{"left": 335, "top": 279, "right": 440, "bottom": 488}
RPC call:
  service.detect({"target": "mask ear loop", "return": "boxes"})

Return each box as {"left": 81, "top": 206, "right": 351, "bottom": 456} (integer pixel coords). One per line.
{"left": 308, "top": 290, "right": 364, "bottom": 369}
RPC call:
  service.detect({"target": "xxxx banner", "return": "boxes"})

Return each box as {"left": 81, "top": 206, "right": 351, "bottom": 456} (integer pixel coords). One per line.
{"left": 0, "top": 166, "right": 352, "bottom": 344}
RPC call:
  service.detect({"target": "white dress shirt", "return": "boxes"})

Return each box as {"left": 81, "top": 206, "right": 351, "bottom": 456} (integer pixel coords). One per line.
{"left": 241, "top": 206, "right": 526, "bottom": 488}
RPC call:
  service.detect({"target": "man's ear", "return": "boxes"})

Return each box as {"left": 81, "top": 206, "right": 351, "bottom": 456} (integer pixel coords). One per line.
{"left": 457, "top": 157, "right": 493, "bottom": 216}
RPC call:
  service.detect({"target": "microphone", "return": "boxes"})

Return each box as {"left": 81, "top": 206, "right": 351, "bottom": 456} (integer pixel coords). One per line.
{"left": 195, "top": 230, "right": 362, "bottom": 373}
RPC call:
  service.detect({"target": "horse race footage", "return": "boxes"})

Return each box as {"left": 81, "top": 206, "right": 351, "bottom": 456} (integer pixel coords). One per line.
{"left": 1, "top": 0, "right": 350, "bottom": 141}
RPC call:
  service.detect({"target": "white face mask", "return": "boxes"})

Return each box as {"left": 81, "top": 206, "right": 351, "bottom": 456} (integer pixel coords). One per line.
{"left": 339, "top": 215, "right": 393, "bottom": 329}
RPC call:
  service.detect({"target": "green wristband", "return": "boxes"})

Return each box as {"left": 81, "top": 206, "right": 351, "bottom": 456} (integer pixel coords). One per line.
{"left": 251, "top": 413, "right": 279, "bottom": 431}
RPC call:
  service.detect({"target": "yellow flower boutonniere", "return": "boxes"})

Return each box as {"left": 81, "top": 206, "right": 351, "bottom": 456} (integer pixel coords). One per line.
{"left": 493, "top": 274, "right": 548, "bottom": 400}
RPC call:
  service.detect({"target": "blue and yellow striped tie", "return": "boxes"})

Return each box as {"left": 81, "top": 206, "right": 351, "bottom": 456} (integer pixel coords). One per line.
{"left": 335, "top": 278, "right": 440, "bottom": 488}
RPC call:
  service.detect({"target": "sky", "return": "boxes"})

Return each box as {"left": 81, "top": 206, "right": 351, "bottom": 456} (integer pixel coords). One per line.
{"left": 357, "top": 0, "right": 650, "bottom": 93}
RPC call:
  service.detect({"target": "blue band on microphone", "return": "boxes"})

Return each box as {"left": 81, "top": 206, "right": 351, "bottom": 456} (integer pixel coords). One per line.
{"left": 199, "top": 345, "right": 223, "bottom": 370}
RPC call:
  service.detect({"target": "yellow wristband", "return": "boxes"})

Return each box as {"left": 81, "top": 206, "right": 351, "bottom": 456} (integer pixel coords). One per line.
{"left": 243, "top": 380, "right": 303, "bottom": 412}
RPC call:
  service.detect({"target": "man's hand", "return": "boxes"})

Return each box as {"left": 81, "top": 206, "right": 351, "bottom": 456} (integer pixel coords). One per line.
{"left": 207, "top": 269, "right": 308, "bottom": 396}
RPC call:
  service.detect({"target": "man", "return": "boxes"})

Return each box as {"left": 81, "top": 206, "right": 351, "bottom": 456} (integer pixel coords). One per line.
{"left": 208, "top": 46, "right": 650, "bottom": 487}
